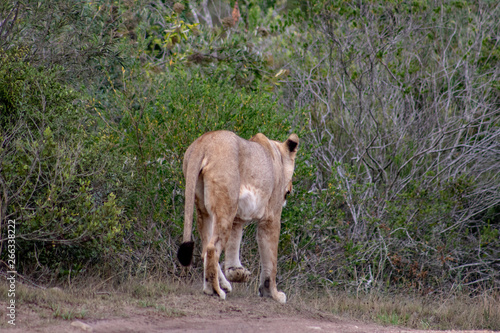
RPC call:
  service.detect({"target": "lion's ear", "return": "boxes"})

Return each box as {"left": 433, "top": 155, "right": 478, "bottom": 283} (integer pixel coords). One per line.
{"left": 285, "top": 134, "right": 299, "bottom": 153}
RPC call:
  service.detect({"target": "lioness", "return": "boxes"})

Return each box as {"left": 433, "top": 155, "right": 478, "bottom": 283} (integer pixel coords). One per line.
{"left": 177, "top": 130, "right": 299, "bottom": 304}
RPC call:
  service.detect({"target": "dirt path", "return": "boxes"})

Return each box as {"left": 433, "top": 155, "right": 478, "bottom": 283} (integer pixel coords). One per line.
{"left": 77, "top": 315, "right": 417, "bottom": 332}
{"left": 4, "top": 308, "right": 495, "bottom": 333}
{"left": 1, "top": 285, "right": 495, "bottom": 333}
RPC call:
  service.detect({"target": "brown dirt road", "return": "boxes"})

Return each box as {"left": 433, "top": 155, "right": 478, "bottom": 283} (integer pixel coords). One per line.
{"left": 1, "top": 285, "right": 496, "bottom": 333}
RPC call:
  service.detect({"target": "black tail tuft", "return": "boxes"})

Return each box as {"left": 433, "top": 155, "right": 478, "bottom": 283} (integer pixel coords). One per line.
{"left": 177, "top": 241, "right": 195, "bottom": 266}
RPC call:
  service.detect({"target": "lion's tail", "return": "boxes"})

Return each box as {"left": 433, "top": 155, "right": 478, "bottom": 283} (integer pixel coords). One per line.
{"left": 177, "top": 148, "right": 204, "bottom": 267}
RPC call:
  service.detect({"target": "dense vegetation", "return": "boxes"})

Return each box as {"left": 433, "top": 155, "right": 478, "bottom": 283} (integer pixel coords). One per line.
{"left": 1, "top": 0, "right": 498, "bottom": 308}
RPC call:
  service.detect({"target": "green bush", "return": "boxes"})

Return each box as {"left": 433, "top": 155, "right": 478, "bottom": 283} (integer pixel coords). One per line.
{"left": 89, "top": 59, "right": 294, "bottom": 275}
{"left": 1, "top": 0, "right": 498, "bottom": 300}
{"left": 0, "top": 47, "right": 128, "bottom": 276}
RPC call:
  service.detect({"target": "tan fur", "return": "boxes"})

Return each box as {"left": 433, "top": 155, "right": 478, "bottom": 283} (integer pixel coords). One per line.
{"left": 180, "top": 130, "right": 299, "bottom": 304}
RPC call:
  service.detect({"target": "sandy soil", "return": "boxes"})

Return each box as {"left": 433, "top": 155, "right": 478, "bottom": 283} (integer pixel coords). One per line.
{"left": 0, "top": 285, "right": 496, "bottom": 333}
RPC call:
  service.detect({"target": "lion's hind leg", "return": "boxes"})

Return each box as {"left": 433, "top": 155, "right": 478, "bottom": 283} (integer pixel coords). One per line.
{"left": 203, "top": 244, "right": 233, "bottom": 298}
{"left": 201, "top": 175, "right": 238, "bottom": 300}
{"left": 224, "top": 220, "right": 251, "bottom": 283}
{"left": 218, "top": 264, "right": 232, "bottom": 293}
{"left": 201, "top": 214, "right": 235, "bottom": 300}
{"left": 204, "top": 244, "right": 226, "bottom": 299}
{"left": 226, "top": 266, "right": 251, "bottom": 283}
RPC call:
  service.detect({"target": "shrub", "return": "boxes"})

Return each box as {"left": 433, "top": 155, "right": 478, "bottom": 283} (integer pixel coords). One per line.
{"left": 0, "top": 47, "right": 129, "bottom": 277}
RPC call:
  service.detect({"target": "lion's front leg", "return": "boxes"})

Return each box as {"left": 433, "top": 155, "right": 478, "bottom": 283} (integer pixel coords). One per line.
{"left": 224, "top": 220, "right": 251, "bottom": 283}
{"left": 256, "top": 219, "right": 286, "bottom": 304}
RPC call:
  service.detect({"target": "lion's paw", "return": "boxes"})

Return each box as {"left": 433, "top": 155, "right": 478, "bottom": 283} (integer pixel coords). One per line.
{"left": 217, "top": 289, "right": 227, "bottom": 300}
{"left": 225, "top": 266, "right": 251, "bottom": 283}
{"left": 203, "top": 285, "right": 213, "bottom": 295}
{"left": 219, "top": 277, "right": 232, "bottom": 293}
{"left": 274, "top": 291, "right": 286, "bottom": 304}
{"left": 203, "top": 284, "right": 227, "bottom": 300}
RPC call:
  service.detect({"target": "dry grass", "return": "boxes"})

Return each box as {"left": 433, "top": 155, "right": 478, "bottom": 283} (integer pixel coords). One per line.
{"left": 1, "top": 274, "right": 499, "bottom": 331}
{"left": 295, "top": 289, "right": 500, "bottom": 331}
{"left": 0, "top": 275, "right": 189, "bottom": 330}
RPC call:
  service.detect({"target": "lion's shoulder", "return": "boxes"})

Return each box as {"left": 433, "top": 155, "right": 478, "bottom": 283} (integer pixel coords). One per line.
{"left": 249, "top": 133, "right": 276, "bottom": 159}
